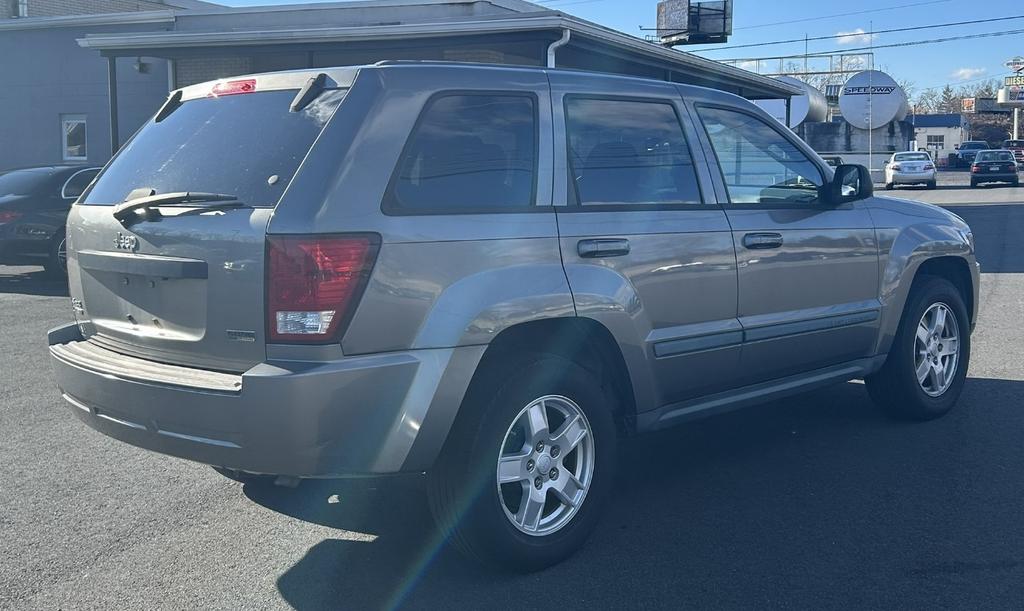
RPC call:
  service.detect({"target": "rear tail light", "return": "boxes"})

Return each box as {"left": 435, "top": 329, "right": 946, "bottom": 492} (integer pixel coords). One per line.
{"left": 266, "top": 234, "right": 380, "bottom": 344}
{"left": 971, "top": 165, "right": 981, "bottom": 173}
{"left": 924, "top": 164, "right": 935, "bottom": 171}
{"left": 0, "top": 210, "right": 22, "bottom": 224}
{"left": 890, "top": 164, "right": 902, "bottom": 171}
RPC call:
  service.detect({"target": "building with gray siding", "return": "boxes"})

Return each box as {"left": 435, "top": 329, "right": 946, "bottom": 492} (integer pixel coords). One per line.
{"left": 0, "top": 0, "right": 799, "bottom": 172}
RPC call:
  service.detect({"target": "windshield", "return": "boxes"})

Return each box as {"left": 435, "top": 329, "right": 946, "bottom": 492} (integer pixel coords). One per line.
{"left": 0, "top": 168, "right": 58, "bottom": 197}
{"left": 895, "top": 153, "right": 931, "bottom": 162}
{"left": 976, "top": 151, "right": 1015, "bottom": 162}
{"left": 83, "top": 89, "right": 347, "bottom": 207}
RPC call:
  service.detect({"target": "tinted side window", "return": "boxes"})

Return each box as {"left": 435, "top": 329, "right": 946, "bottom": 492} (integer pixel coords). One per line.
{"left": 62, "top": 169, "right": 99, "bottom": 199}
{"left": 699, "top": 107, "right": 823, "bottom": 205}
{"left": 565, "top": 98, "right": 702, "bottom": 206}
{"left": 387, "top": 94, "right": 537, "bottom": 213}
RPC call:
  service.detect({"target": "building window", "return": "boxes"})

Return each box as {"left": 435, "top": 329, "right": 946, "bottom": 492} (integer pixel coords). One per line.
{"left": 61, "top": 115, "right": 87, "bottom": 161}
{"left": 926, "top": 135, "right": 945, "bottom": 148}
{"left": 13, "top": 0, "right": 27, "bottom": 17}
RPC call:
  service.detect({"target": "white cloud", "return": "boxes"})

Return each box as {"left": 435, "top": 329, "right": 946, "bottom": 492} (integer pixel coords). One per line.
{"left": 951, "top": 67, "right": 987, "bottom": 81}
{"left": 735, "top": 60, "right": 759, "bottom": 72}
{"left": 835, "top": 29, "right": 878, "bottom": 45}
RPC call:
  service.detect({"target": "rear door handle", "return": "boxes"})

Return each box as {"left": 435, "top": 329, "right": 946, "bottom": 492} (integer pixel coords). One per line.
{"left": 578, "top": 238, "right": 630, "bottom": 258}
{"left": 742, "top": 233, "right": 784, "bottom": 250}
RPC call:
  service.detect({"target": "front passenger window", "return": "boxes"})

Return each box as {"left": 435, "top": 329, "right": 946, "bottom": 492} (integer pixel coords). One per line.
{"left": 698, "top": 107, "right": 823, "bottom": 205}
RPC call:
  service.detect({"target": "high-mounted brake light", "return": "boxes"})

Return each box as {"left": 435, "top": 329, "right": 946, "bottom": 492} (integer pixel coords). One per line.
{"left": 266, "top": 235, "right": 380, "bottom": 344}
{"left": 210, "top": 79, "right": 257, "bottom": 97}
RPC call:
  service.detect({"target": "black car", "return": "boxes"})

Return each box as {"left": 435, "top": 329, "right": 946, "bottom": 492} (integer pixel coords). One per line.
{"left": 956, "top": 141, "right": 989, "bottom": 167}
{"left": 970, "top": 149, "right": 1020, "bottom": 188}
{"left": 0, "top": 165, "right": 100, "bottom": 275}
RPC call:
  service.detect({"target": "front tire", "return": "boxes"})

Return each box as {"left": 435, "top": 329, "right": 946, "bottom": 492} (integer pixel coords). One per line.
{"left": 427, "top": 355, "right": 618, "bottom": 572}
{"left": 866, "top": 276, "right": 970, "bottom": 421}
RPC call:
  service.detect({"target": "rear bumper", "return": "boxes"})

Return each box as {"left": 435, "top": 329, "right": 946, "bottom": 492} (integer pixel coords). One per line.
{"left": 971, "top": 173, "right": 1019, "bottom": 182}
{"left": 48, "top": 324, "right": 484, "bottom": 477}
{"left": 891, "top": 171, "right": 936, "bottom": 184}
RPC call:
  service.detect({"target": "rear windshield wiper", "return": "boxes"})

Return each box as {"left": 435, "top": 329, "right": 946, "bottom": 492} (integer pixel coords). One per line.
{"left": 113, "top": 192, "right": 243, "bottom": 223}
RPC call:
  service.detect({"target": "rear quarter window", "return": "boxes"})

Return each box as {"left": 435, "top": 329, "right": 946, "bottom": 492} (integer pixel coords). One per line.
{"left": 384, "top": 93, "right": 538, "bottom": 214}
{"left": 82, "top": 89, "right": 346, "bottom": 207}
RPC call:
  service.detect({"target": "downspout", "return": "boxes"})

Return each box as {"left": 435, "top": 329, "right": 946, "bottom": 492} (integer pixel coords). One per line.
{"left": 547, "top": 29, "right": 570, "bottom": 68}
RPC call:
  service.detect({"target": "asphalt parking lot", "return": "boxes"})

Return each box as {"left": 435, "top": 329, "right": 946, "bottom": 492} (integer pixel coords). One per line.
{"left": 2, "top": 186, "right": 1023, "bottom": 610}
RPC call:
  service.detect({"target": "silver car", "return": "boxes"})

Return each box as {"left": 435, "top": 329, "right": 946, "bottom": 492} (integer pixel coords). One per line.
{"left": 48, "top": 63, "right": 980, "bottom": 571}
{"left": 884, "top": 151, "right": 937, "bottom": 190}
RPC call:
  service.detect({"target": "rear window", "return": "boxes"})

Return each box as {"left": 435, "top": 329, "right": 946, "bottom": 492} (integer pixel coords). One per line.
{"left": 0, "top": 168, "right": 59, "bottom": 197}
{"left": 1004, "top": 140, "right": 1024, "bottom": 147}
{"left": 894, "top": 153, "right": 931, "bottom": 162}
{"left": 976, "top": 151, "right": 1014, "bottom": 162}
{"left": 83, "top": 89, "right": 346, "bottom": 207}
{"left": 961, "top": 142, "right": 987, "bottom": 150}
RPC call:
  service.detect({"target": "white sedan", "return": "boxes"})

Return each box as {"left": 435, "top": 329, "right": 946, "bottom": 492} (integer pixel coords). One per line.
{"left": 884, "top": 152, "right": 937, "bottom": 190}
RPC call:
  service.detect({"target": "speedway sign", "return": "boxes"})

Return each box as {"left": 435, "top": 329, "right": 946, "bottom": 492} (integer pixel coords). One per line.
{"left": 1007, "top": 56, "right": 1024, "bottom": 74}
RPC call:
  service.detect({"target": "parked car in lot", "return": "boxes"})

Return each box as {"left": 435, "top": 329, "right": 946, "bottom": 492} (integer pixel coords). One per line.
{"left": 884, "top": 151, "right": 936, "bottom": 190}
{"left": 0, "top": 165, "right": 100, "bottom": 275}
{"left": 48, "top": 63, "right": 980, "bottom": 572}
{"left": 956, "top": 141, "right": 989, "bottom": 167}
{"left": 1003, "top": 139, "right": 1024, "bottom": 164}
{"left": 970, "top": 150, "right": 1020, "bottom": 187}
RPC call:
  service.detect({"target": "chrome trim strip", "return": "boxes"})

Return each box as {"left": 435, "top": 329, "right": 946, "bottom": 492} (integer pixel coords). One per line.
{"left": 744, "top": 310, "right": 881, "bottom": 343}
{"left": 156, "top": 429, "right": 241, "bottom": 449}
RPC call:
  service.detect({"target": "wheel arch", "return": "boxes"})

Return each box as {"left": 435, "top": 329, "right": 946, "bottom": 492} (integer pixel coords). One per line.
{"left": 462, "top": 318, "right": 639, "bottom": 436}
{"left": 876, "top": 249, "right": 976, "bottom": 357}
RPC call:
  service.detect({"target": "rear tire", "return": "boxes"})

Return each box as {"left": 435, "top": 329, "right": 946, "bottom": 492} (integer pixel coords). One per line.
{"left": 926, "top": 180, "right": 937, "bottom": 190}
{"left": 427, "top": 354, "right": 618, "bottom": 572}
{"left": 43, "top": 231, "right": 67, "bottom": 279}
{"left": 970, "top": 179, "right": 978, "bottom": 188}
{"left": 865, "top": 276, "right": 970, "bottom": 421}
{"left": 885, "top": 182, "right": 894, "bottom": 191}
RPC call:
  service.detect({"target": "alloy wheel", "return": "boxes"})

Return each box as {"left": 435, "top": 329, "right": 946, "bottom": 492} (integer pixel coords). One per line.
{"left": 915, "top": 302, "right": 960, "bottom": 397}
{"left": 496, "top": 395, "right": 595, "bottom": 537}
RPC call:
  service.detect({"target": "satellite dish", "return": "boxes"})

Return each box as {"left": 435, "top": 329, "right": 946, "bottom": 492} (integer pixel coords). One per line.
{"left": 753, "top": 76, "right": 828, "bottom": 127}
{"left": 838, "top": 71, "right": 908, "bottom": 130}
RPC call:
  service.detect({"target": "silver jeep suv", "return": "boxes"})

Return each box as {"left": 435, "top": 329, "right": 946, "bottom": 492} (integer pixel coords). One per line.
{"left": 48, "top": 63, "right": 979, "bottom": 571}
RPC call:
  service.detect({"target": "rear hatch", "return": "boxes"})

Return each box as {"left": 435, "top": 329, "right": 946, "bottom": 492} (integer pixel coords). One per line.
{"left": 68, "top": 72, "right": 352, "bottom": 373}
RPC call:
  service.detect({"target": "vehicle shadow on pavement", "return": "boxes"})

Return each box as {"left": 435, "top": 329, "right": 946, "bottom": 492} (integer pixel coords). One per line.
{"left": 257, "top": 375, "right": 1024, "bottom": 610}
{"left": 0, "top": 266, "right": 68, "bottom": 297}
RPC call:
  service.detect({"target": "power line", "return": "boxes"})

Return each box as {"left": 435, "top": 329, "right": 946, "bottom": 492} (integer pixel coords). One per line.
{"left": 717, "top": 27, "right": 1024, "bottom": 62}
{"left": 731, "top": 0, "right": 955, "bottom": 31}
{"left": 694, "top": 14, "right": 1024, "bottom": 53}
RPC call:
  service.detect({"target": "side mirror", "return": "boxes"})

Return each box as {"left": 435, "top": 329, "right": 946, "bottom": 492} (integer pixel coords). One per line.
{"left": 824, "top": 164, "right": 872, "bottom": 204}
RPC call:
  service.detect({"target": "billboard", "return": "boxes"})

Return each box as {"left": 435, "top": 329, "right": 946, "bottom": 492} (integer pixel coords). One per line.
{"left": 962, "top": 97, "right": 976, "bottom": 113}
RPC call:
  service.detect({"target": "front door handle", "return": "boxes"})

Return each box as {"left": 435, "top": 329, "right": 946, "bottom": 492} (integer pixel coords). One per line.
{"left": 742, "top": 233, "right": 784, "bottom": 250}
{"left": 578, "top": 238, "right": 630, "bottom": 258}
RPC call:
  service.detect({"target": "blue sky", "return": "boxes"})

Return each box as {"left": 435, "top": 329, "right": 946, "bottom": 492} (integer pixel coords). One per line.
{"left": 221, "top": 0, "right": 1023, "bottom": 96}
